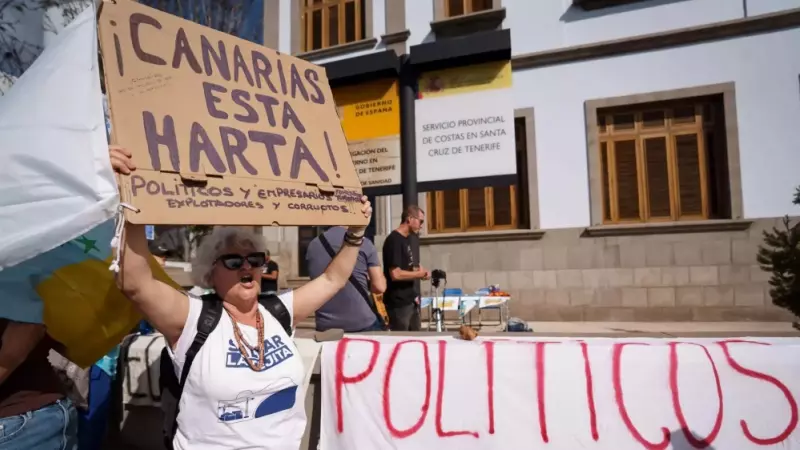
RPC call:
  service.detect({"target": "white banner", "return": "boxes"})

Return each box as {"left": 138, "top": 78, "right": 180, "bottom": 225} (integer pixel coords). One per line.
{"left": 321, "top": 336, "right": 800, "bottom": 449}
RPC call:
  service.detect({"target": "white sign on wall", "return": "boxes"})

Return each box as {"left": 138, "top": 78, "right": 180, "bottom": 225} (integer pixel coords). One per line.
{"left": 321, "top": 336, "right": 800, "bottom": 449}
{"left": 415, "top": 61, "right": 517, "bottom": 184}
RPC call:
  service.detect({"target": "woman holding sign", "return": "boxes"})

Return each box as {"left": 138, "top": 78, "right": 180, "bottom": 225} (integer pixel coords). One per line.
{"left": 110, "top": 146, "right": 371, "bottom": 450}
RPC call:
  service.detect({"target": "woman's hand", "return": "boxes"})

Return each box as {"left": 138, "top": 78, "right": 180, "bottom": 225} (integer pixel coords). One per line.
{"left": 347, "top": 196, "right": 372, "bottom": 237}
{"left": 109, "top": 145, "right": 136, "bottom": 175}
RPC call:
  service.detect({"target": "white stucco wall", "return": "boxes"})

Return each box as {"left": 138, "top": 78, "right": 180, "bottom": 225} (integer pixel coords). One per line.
{"left": 519, "top": 28, "right": 800, "bottom": 229}
{"left": 400, "top": 0, "right": 800, "bottom": 55}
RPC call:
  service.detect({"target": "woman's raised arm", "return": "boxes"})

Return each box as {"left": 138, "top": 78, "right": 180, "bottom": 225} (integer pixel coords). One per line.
{"left": 111, "top": 146, "right": 188, "bottom": 346}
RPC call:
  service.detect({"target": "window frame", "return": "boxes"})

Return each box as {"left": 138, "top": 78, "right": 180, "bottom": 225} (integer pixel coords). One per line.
{"left": 299, "top": 0, "right": 367, "bottom": 53}
{"left": 427, "top": 185, "right": 521, "bottom": 233}
{"left": 444, "top": 0, "right": 496, "bottom": 18}
{"left": 598, "top": 100, "right": 722, "bottom": 225}
{"left": 434, "top": 0, "right": 501, "bottom": 21}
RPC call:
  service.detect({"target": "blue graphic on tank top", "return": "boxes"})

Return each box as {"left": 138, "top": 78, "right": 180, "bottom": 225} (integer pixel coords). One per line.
{"left": 254, "top": 385, "right": 297, "bottom": 418}
{"left": 217, "top": 380, "right": 298, "bottom": 423}
{"left": 225, "top": 334, "right": 294, "bottom": 371}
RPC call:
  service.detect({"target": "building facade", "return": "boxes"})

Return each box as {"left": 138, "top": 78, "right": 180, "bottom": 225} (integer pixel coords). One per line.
{"left": 260, "top": 0, "right": 800, "bottom": 322}
{"left": 6, "top": 0, "right": 799, "bottom": 321}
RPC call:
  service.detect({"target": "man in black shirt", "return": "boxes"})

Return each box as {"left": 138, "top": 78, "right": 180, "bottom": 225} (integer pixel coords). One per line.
{"left": 382, "top": 205, "right": 430, "bottom": 331}
{"left": 260, "top": 250, "right": 280, "bottom": 294}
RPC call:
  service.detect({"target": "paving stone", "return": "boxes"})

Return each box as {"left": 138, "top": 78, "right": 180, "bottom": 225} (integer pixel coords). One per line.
{"left": 460, "top": 272, "right": 487, "bottom": 293}
{"left": 597, "top": 288, "right": 623, "bottom": 307}
{"left": 661, "top": 267, "right": 690, "bottom": 286}
{"left": 689, "top": 266, "right": 719, "bottom": 286}
{"left": 732, "top": 239, "right": 759, "bottom": 265}
{"left": 734, "top": 285, "right": 765, "bottom": 306}
{"left": 634, "top": 267, "right": 662, "bottom": 287}
{"left": 567, "top": 246, "right": 596, "bottom": 269}
{"left": 584, "top": 307, "right": 636, "bottom": 321}
{"left": 581, "top": 269, "right": 608, "bottom": 288}
{"left": 620, "top": 242, "right": 646, "bottom": 268}
{"left": 648, "top": 287, "right": 676, "bottom": 307}
{"left": 621, "top": 288, "right": 647, "bottom": 307}
{"left": 607, "top": 268, "right": 634, "bottom": 287}
{"left": 701, "top": 239, "right": 731, "bottom": 265}
{"left": 749, "top": 265, "right": 771, "bottom": 283}
{"left": 569, "top": 289, "right": 595, "bottom": 306}
{"left": 532, "top": 270, "right": 558, "bottom": 289}
{"left": 645, "top": 242, "right": 673, "bottom": 267}
{"left": 634, "top": 306, "right": 693, "bottom": 321}
{"left": 676, "top": 287, "right": 704, "bottom": 306}
{"left": 545, "top": 289, "right": 571, "bottom": 306}
{"left": 718, "top": 265, "right": 750, "bottom": 285}
{"left": 556, "top": 269, "right": 583, "bottom": 288}
{"left": 702, "top": 286, "right": 735, "bottom": 306}
{"left": 593, "top": 244, "right": 621, "bottom": 268}
{"left": 508, "top": 271, "right": 534, "bottom": 290}
{"left": 673, "top": 242, "right": 703, "bottom": 266}
{"left": 519, "top": 247, "right": 544, "bottom": 271}
{"left": 543, "top": 246, "right": 569, "bottom": 270}
{"left": 472, "top": 242, "right": 501, "bottom": 271}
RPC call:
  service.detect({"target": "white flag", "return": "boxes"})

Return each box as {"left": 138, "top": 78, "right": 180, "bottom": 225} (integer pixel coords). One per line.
{"left": 0, "top": 5, "right": 118, "bottom": 269}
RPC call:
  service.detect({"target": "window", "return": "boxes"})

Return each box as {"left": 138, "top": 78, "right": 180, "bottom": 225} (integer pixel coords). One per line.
{"left": 301, "top": 0, "right": 366, "bottom": 52}
{"left": 445, "top": 0, "right": 494, "bottom": 17}
{"left": 573, "top": 0, "right": 653, "bottom": 11}
{"left": 598, "top": 97, "right": 729, "bottom": 224}
{"left": 426, "top": 117, "right": 529, "bottom": 233}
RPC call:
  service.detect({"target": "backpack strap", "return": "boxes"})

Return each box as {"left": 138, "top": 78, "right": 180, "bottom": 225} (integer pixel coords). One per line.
{"left": 318, "top": 233, "right": 385, "bottom": 328}
{"left": 258, "top": 293, "right": 292, "bottom": 336}
{"left": 168, "top": 294, "right": 223, "bottom": 442}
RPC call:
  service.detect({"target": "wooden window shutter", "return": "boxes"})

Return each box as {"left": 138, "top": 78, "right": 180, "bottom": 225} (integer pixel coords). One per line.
{"left": 612, "top": 140, "right": 640, "bottom": 221}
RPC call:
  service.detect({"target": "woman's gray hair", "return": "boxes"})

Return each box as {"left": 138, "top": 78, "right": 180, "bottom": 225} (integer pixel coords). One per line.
{"left": 191, "top": 226, "right": 268, "bottom": 289}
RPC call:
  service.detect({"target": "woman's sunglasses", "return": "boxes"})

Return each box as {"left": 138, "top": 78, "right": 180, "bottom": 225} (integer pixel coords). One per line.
{"left": 216, "top": 252, "right": 266, "bottom": 270}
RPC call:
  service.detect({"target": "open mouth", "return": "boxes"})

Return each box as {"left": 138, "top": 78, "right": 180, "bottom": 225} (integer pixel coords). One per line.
{"left": 240, "top": 274, "right": 254, "bottom": 287}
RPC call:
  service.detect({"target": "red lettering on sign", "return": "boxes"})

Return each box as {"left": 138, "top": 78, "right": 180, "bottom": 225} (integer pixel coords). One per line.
{"left": 484, "top": 341, "right": 496, "bottom": 435}
{"left": 579, "top": 340, "right": 599, "bottom": 441}
{"left": 613, "top": 342, "right": 671, "bottom": 450}
{"left": 717, "top": 339, "right": 798, "bottom": 445}
{"left": 383, "top": 340, "right": 431, "bottom": 439}
{"left": 435, "top": 341, "right": 479, "bottom": 438}
{"left": 668, "top": 342, "right": 723, "bottom": 448}
{"left": 535, "top": 341, "right": 560, "bottom": 443}
{"left": 335, "top": 338, "right": 379, "bottom": 433}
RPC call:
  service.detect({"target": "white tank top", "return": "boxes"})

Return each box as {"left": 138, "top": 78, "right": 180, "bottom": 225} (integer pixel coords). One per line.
{"left": 168, "top": 292, "right": 306, "bottom": 449}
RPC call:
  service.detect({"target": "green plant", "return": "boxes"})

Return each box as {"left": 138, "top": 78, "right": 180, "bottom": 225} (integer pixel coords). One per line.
{"left": 757, "top": 186, "right": 800, "bottom": 319}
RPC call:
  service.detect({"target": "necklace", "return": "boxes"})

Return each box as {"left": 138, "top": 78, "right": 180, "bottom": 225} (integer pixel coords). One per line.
{"left": 226, "top": 307, "right": 265, "bottom": 372}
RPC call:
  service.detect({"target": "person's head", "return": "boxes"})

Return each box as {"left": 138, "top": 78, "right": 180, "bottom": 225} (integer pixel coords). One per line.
{"left": 265, "top": 249, "right": 271, "bottom": 262}
{"left": 192, "top": 227, "right": 268, "bottom": 305}
{"left": 400, "top": 205, "right": 425, "bottom": 235}
{"left": 148, "top": 241, "right": 171, "bottom": 267}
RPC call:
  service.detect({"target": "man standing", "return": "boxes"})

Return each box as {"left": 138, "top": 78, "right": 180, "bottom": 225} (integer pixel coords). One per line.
{"left": 306, "top": 227, "right": 386, "bottom": 332}
{"left": 0, "top": 319, "right": 78, "bottom": 448}
{"left": 382, "top": 205, "right": 430, "bottom": 331}
{"left": 260, "top": 250, "right": 279, "bottom": 295}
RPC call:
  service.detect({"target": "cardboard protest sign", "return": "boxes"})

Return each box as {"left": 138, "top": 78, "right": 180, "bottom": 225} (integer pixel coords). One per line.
{"left": 97, "top": 0, "right": 367, "bottom": 226}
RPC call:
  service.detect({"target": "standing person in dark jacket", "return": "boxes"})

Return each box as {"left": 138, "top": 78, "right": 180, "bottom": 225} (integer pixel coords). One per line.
{"left": 382, "top": 206, "right": 430, "bottom": 331}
